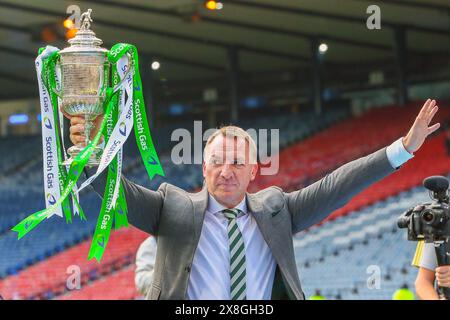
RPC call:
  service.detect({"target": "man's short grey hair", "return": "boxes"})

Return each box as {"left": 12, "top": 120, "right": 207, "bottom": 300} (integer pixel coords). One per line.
{"left": 204, "top": 125, "right": 257, "bottom": 164}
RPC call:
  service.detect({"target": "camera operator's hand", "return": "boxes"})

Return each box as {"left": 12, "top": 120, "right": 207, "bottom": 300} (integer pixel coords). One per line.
{"left": 69, "top": 115, "right": 104, "bottom": 147}
{"left": 436, "top": 266, "right": 450, "bottom": 288}
{"left": 402, "top": 99, "right": 440, "bottom": 154}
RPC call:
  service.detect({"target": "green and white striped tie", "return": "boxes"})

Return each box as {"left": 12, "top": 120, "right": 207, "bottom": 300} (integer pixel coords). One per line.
{"left": 222, "top": 208, "right": 246, "bottom": 300}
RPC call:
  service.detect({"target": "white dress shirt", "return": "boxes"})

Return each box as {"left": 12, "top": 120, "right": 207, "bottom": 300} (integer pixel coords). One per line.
{"left": 187, "top": 194, "right": 277, "bottom": 299}
{"left": 386, "top": 137, "right": 414, "bottom": 168}
{"left": 186, "top": 137, "right": 413, "bottom": 299}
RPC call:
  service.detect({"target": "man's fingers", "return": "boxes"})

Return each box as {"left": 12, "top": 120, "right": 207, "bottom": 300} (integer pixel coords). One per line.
{"left": 69, "top": 124, "right": 85, "bottom": 135}
{"left": 436, "top": 268, "right": 450, "bottom": 288}
{"left": 70, "top": 134, "right": 86, "bottom": 145}
{"left": 436, "top": 266, "right": 450, "bottom": 274}
{"left": 436, "top": 278, "right": 450, "bottom": 287}
{"left": 419, "top": 99, "right": 431, "bottom": 118}
{"left": 436, "top": 272, "right": 445, "bottom": 280}
{"left": 427, "top": 122, "right": 440, "bottom": 135}
{"left": 437, "top": 281, "right": 450, "bottom": 288}
{"left": 428, "top": 99, "right": 436, "bottom": 112}
{"left": 61, "top": 109, "right": 72, "bottom": 119}
{"left": 425, "top": 105, "right": 439, "bottom": 125}
{"left": 70, "top": 116, "right": 86, "bottom": 126}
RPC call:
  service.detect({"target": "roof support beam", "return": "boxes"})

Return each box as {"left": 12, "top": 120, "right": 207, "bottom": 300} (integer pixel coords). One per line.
{"left": 357, "top": 0, "right": 450, "bottom": 13}
{"left": 0, "top": 71, "right": 34, "bottom": 84}
{"left": 226, "top": 0, "right": 450, "bottom": 36}
{"left": 227, "top": 46, "right": 240, "bottom": 123}
{"left": 0, "top": 1, "right": 309, "bottom": 62}
{"left": 310, "top": 39, "right": 324, "bottom": 115}
{"left": 77, "top": 0, "right": 392, "bottom": 51}
{"left": 0, "top": 23, "right": 225, "bottom": 72}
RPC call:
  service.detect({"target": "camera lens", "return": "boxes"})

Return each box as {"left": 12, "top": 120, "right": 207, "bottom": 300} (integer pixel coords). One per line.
{"left": 397, "top": 216, "right": 409, "bottom": 228}
{"left": 422, "top": 211, "right": 434, "bottom": 223}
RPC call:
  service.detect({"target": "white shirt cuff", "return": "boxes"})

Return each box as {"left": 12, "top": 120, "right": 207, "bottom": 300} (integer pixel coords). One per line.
{"left": 386, "top": 137, "right": 414, "bottom": 169}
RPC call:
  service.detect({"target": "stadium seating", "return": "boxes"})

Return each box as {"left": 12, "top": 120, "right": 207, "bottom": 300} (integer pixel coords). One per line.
{"left": 0, "top": 108, "right": 349, "bottom": 299}
{"left": 0, "top": 225, "right": 146, "bottom": 299}
{"left": 0, "top": 102, "right": 449, "bottom": 299}
{"left": 295, "top": 176, "right": 450, "bottom": 299}
{"left": 251, "top": 102, "right": 450, "bottom": 192}
{"left": 0, "top": 136, "right": 41, "bottom": 176}
{"left": 57, "top": 266, "right": 138, "bottom": 300}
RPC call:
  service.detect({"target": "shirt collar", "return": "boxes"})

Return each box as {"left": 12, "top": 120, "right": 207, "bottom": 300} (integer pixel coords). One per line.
{"left": 207, "top": 193, "right": 247, "bottom": 216}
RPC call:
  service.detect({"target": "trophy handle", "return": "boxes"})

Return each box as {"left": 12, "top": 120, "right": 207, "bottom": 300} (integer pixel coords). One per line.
{"left": 113, "top": 53, "right": 134, "bottom": 93}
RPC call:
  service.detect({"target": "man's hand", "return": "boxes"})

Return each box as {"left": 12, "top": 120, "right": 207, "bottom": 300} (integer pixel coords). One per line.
{"left": 69, "top": 115, "right": 104, "bottom": 146}
{"left": 402, "top": 99, "right": 440, "bottom": 154}
{"left": 436, "top": 265, "right": 450, "bottom": 288}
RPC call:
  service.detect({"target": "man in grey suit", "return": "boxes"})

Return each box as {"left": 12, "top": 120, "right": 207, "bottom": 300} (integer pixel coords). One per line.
{"left": 70, "top": 99, "right": 440, "bottom": 300}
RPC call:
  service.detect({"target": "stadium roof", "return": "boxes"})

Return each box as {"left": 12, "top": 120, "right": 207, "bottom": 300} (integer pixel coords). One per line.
{"left": 0, "top": 0, "right": 449, "bottom": 99}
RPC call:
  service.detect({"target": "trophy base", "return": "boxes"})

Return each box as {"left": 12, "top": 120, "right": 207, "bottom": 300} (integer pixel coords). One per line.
{"left": 63, "top": 145, "right": 103, "bottom": 167}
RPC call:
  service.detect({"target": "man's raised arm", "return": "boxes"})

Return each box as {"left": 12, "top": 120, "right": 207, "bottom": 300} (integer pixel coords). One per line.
{"left": 286, "top": 146, "right": 396, "bottom": 233}
{"left": 70, "top": 115, "right": 165, "bottom": 235}
{"left": 85, "top": 167, "right": 165, "bottom": 235}
{"left": 285, "top": 99, "right": 440, "bottom": 233}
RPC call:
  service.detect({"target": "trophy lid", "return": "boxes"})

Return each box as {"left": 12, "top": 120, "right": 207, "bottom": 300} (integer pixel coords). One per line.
{"left": 60, "top": 9, "right": 107, "bottom": 54}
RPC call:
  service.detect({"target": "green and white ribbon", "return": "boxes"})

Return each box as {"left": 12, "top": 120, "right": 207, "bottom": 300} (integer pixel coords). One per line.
{"left": 36, "top": 46, "right": 63, "bottom": 218}
{"left": 76, "top": 54, "right": 134, "bottom": 196}
{"left": 12, "top": 43, "right": 163, "bottom": 262}
{"left": 109, "top": 57, "right": 129, "bottom": 210}
{"left": 55, "top": 64, "right": 82, "bottom": 219}
{"left": 128, "top": 46, "right": 165, "bottom": 180}
{"left": 88, "top": 53, "right": 132, "bottom": 261}
{"left": 42, "top": 48, "right": 84, "bottom": 223}
{"left": 12, "top": 95, "right": 110, "bottom": 238}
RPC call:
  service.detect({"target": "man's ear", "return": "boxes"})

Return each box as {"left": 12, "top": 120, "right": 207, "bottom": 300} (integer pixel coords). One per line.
{"left": 250, "top": 163, "right": 258, "bottom": 181}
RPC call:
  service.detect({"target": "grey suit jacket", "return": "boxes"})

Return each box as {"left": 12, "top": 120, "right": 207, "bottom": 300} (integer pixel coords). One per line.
{"left": 87, "top": 146, "right": 399, "bottom": 300}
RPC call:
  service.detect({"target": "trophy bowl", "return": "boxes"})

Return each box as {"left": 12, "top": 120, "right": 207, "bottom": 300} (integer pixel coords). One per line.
{"left": 57, "top": 9, "right": 109, "bottom": 167}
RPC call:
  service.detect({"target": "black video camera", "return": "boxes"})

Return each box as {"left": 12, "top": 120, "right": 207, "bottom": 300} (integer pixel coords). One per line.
{"left": 397, "top": 175, "right": 450, "bottom": 299}
{"left": 398, "top": 176, "right": 450, "bottom": 241}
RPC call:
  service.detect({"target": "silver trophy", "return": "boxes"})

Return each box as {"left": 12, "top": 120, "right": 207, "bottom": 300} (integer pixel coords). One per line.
{"left": 56, "top": 9, "right": 109, "bottom": 166}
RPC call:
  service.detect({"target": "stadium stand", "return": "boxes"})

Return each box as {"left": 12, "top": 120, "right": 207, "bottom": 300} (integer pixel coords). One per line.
{"left": 0, "top": 102, "right": 449, "bottom": 299}
{"left": 0, "top": 107, "right": 349, "bottom": 299}
{"left": 1, "top": 0, "right": 448, "bottom": 304}
{"left": 296, "top": 177, "right": 450, "bottom": 299}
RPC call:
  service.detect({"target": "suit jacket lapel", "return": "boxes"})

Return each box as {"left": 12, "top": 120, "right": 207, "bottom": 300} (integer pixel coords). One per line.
{"left": 247, "top": 192, "right": 284, "bottom": 266}
{"left": 246, "top": 192, "right": 274, "bottom": 254}
{"left": 191, "top": 189, "right": 279, "bottom": 242}
{"left": 190, "top": 188, "right": 276, "bottom": 247}
{"left": 189, "top": 188, "right": 293, "bottom": 299}
{"left": 191, "top": 184, "right": 209, "bottom": 240}
{"left": 246, "top": 191, "right": 267, "bottom": 229}
{"left": 247, "top": 192, "right": 294, "bottom": 299}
